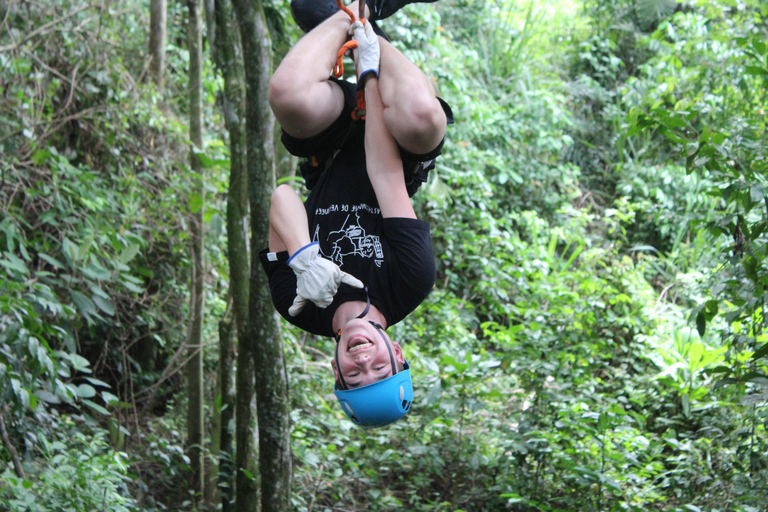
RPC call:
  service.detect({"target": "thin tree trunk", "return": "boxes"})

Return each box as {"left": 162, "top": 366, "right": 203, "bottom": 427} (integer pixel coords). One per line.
{"left": 210, "top": 317, "right": 237, "bottom": 510}
{"left": 212, "top": 0, "right": 251, "bottom": 509}
{"left": 186, "top": 0, "right": 205, "bottom": 501}
{"left": 205, "top": 0, "right": 216, "bottom": 51}
{"left": 207, "top": 342, "right": 223, "bottom": 508}
{"left": 230, "top": 0, "right": 291, "bottom": 511}
{"left": 149, "top": 0, "right": 167, "bottom": 88}
{"left": 0, "top": 408, "right": 24, "bottom": 478}
{"left": 234, "top": 330, "right": 259, "bottom": 512}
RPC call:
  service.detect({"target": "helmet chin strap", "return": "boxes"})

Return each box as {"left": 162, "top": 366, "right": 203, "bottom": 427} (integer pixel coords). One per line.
{"left": 335, "top": 287, "right": 398, "bottom": 391}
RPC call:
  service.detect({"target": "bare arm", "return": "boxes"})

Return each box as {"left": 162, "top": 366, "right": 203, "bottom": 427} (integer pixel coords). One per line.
{"left": 268, "top": 184, "right": 311, "bottom": 254}
{"left": 363, "top": 77, "right": 416, "bottom": 219}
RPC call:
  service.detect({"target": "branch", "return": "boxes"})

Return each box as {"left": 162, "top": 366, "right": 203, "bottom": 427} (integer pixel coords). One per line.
{"left": 0, "top": 408, "right": 24, "bottom": 478}
{"left": 0, "top": 4, "right": 94, "bottom": 53}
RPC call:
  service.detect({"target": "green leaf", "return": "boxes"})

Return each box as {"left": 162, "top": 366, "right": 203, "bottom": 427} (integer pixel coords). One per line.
{"left": 93, "top": 295, "right": 116, "bottom": 316}
{"left": 712, "top": 377, "right": 739, "bottom": 390}
{"left": 39, "top": 253, "right": 66, "bottom": 270}
{"left": 696, "top": 311, "right": 706, "bottom": 337}
{"left": 500, "top": 493, "right": 524, "bottom": 503}
{"left": 121, "top": 279, "right": 145, "bottom": 294}
{"left": 90, "top": 284, "right": 110, "bottom": 299}
{"left": 597, "top": 411, "right": 609, "bottom": 434}
{"left": 628, "top": 245, "right": 660, "bottom": 253}
{"left": 84, "top": 376, "right": 110, "bottom": 388}
{"left": 189, "top": 193, "right": 203, "bottom": 213}
{"left": 101, "top": 391, "right": 120, "bottom": 406}
{"left": 83, "top": 261, "right": 112, "bottom": 281}
{"left": 69, "top": 290, "right": 97, "bottom": 318}
{"left": 602, "top": 476, "right": 622, "bottom": 491}
{"left": 76, "top": 384, "right": 97, "bottom": 398}
{"left": 197, "top": 152, "right": 230, "bottom": 169}
{"left": 0, "top": 252, "right": 29, "bottom": 274}
{"left": 752, "top": 343, "right": 768, "bottom": 361}
{"left": 62, "top": 237, "right": 79, "bottom": 265}
{"left": 743, "top": 256, "right": 759, "bottom": 282}
{"left": 81, "top": 398, "right": 110, "bottom": 416}
{"left": 547, "top": 233, "right": 557, "bottom": 259}
{"left": 118, "top": 243, "right": 141, "bottom": 265}
{"left": 68, "top": 353, "right": 92, "bottom": 372}
{"left": 745, "top": 66, "right": 768, "bottom": 76}
{"left": 681, "top": 394, "right": 691, "bottom": 417}
{"left": 750, "top": 183, "right": 765, "bottom": 203}
{"left": 34, "top": 390, "right": 60, "bottom": 404}
{"left": 31, "top": 149, "right": 51, "bottom": 165}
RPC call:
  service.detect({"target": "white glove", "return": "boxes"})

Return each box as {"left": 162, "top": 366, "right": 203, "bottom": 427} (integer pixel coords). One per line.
{"left": 350, "top": 20, "right": 380, "bottom": 83}
{"left": 287, "top": 242, "right": 364, "bottom": 316}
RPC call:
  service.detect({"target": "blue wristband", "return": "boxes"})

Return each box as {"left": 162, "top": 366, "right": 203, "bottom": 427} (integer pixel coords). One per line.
{"left": 287, "top": 242, "right": 318, "bottom": 265}
{"left": 357, "top": 69, "right": 378, "bottom": 90}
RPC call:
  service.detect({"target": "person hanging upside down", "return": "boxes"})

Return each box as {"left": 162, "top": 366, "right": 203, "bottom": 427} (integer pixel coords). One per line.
{"left": 259, "top": 0, "right": 452, "bottom": 428}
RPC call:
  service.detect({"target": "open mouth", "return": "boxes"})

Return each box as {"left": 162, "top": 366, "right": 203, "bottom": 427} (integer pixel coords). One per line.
{"left": 347, "top": 336, "right": 374, "bottom": 353}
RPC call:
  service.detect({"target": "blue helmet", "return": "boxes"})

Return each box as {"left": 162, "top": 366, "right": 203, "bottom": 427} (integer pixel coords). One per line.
{"left": 334, "top": 361, "right": 413, "bottom": 428}
{"left": 333, "top": 321, "right": 413, "bottom": 428}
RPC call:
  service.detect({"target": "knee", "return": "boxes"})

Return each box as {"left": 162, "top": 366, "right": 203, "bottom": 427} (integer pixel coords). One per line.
{"left": 407, "top": 97, "right": 446, "bottom": 137}
{"left": 395, "top": 95, "right": 446, "bottom": 146}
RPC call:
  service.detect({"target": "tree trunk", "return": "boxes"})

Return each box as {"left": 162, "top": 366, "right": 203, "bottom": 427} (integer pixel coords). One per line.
{"left": 186, "top": 0, "right": 205, "bottom": 502}
{"left": 0, "top": 408, "right": 24, "bottom": 478}
{"left": 211, "top": 0, "right": 255, "bottom": 510}
{"left": 230, "top": 0, "right": 292, "bottom": 511}
{"left": 204, "top": 0, "right": 216, "bottom": 53}
{"left": 235, "top": 345, "right": 259, "bottom": 512}
{"left": 212, "top": 318, "right": 237, "bottom": 511}
{"left": 149, "top": 0, "right": 167, "bottom": 88}
{"left": 207, "top": 334, "right": 223, "bottom": 508}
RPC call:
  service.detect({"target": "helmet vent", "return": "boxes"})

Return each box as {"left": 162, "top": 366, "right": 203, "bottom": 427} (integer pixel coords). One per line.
{"left": 402, "top": 400, "right": 411, "bottom": 411}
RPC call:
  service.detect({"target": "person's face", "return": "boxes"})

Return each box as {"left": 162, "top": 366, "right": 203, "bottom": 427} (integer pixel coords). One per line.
{"left": 331, "top": 318, "right": 403, "bottom": 389}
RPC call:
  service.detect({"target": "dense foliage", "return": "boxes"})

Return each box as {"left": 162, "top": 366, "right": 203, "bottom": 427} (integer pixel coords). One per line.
{"left": 1, "top": 0, "right": 766, "bottom": 511}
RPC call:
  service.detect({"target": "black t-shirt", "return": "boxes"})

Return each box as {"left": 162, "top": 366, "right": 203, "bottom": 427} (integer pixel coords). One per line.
{"left": 258, "top": 122, "right": 436, "bottom": 338}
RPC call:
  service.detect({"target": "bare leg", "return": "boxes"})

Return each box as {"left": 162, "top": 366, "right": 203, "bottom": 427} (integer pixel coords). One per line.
{"left": 377, "top": 38, "right": 447, "bottom": 155}
{"left": 270, "top": 0, "right": 446, "bottom": 154}
{"left": 268, "top": 5, "right": 358, "bottom": 139}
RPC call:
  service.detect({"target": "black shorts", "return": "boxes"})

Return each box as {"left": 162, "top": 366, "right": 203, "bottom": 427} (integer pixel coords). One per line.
{"left": 281, "top": 78, "right": 454, "bottom": 197}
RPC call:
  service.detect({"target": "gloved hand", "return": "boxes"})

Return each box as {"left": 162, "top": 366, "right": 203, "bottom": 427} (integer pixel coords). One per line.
{"left": 287, "top": 242, "right": 364, "bottom": 316}
{"left": 350, "top": 19, "right": 380, "bottom": 83}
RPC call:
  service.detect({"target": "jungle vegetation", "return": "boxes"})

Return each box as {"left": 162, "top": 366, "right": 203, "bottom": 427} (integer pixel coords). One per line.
{"left": 0, "top": 0, "right": 766, "bottom": 511}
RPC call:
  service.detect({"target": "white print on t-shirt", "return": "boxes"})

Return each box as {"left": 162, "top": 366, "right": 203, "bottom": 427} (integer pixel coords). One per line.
{"left": 313, "top": 212, "right": 383, "bottom": 267}
{"left": 314, "top": 202, "right": 381, "bottom": 217}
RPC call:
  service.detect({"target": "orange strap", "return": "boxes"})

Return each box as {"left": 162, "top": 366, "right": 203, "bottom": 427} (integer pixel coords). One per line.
{"left": 336, "top": 0, "right": 356, "bottom": 21}
{"left": 333, "top": 0, "right": 367, "bottom": 120}
{"left": 334, "top": 40, "right": 358, "bottom": 78}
